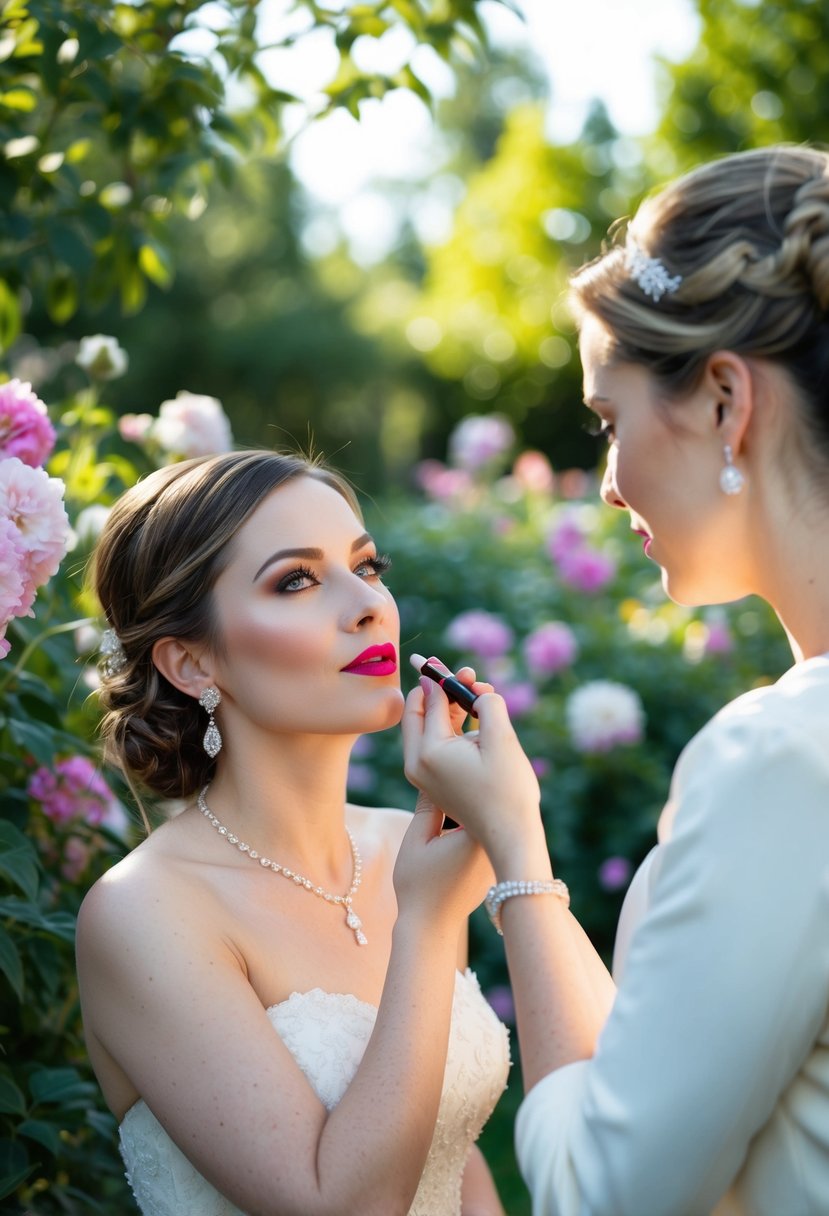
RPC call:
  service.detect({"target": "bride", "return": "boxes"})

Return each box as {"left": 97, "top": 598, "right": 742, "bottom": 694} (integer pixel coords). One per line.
{"left": 76, "top": 449, "right": 509, "bottom": 1216}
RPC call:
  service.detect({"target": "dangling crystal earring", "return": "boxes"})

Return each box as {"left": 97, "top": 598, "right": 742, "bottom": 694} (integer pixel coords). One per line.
{"left": 199, "top": 687, "right": 222, "bottom": 758}
{"left": 719, "top": 444, "right": 745, "bottom": 496}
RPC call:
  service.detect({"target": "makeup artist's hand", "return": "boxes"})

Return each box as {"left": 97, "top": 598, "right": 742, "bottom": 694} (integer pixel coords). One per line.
{"left": 393, "top": 790, "right": 494, "bottom": 928}
{"left": 402, "top": 679, "right": 546, "bottom": 876}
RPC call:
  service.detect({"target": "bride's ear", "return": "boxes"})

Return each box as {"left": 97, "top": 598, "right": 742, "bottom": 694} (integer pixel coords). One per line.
{"left": 152, "top": 637, "right": 214, "bottom": 698}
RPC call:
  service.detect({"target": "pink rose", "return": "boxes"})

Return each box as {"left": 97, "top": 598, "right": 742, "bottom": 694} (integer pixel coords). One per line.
{"left": 0, "top": 457, "right": 71, "bottom": 595}
{"left": 153, "top": 391, "right": 233, "bottom": 458}
{"left": 448, "top": 414, "right": 515, "bottom": 472}
{"left": 0, "top": 379, "right": 56, "bottom": 467}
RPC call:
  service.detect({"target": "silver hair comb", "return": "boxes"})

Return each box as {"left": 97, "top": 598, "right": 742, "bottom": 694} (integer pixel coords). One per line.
{"left": 625, "top": 240, "right": 682, "bottom": 302}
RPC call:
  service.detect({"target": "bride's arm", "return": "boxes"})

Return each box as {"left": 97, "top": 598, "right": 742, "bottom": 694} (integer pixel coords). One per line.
{"left": 461, "top": 1145, "right": 505, "bottom": 1216}
{"left": 76, "top": 805, "right": 491, "bottom": 1216}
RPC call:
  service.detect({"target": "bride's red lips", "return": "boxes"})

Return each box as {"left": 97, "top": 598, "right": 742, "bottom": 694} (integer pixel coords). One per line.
{"left": 341, "top": 643, "right": 398, "bottom": 676}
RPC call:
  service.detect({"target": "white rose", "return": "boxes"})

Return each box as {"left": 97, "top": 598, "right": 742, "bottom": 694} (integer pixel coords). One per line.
{"left": 566, "top": 680, "right": 645, "bottom": 753}
{"left": 76, "top": 335, "right": 129, "bottom": 380}
{"left": 153, "top": 391, "right": 233, "bottom": 458}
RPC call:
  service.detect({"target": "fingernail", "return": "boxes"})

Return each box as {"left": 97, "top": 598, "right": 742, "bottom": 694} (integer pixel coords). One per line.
{"left": 419, "top": 676, "right": 433, "bottom": 697}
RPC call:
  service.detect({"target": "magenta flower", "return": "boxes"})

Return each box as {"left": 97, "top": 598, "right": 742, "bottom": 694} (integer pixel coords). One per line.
{"left": 485, "top": 985, "right": 516, "bottom": 1023}
{"left": 523, "top": 621, "right": 579, "bottom": 677}
{"left": 547, "top": 513, "right": 585, "bottom": 563}
{"left": 558, "top": 546, "right": 617, "bottom": 594}
{"left": 0, "top": 380, "right": 56, "bottom": 467}
{"left": 445, "top": 610, "right": 514, "bottom": 660}
{"left": 28, "top": 755, "right": 116, "bottom": 826}
{"left": 704, "top": 616, "right": 734, "bottom": 655}
{"left": 598, "top": 856, "right": 633, "bottom": 892}
{"left": 500, "top": 681, "right": 538, "bottom": 718}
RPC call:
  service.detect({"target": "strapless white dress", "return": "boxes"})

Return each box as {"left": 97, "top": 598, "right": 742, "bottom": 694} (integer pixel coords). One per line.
{"left": 118, "top": 968, "right": 510, "bottom": 1215}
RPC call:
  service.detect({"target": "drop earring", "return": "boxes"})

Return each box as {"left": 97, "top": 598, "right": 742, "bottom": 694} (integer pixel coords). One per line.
{"left": 719, "top": 444, "right": 745, "bottom": 496}
{"left": 199, "top": 687, "right": 222, "bottom": 758}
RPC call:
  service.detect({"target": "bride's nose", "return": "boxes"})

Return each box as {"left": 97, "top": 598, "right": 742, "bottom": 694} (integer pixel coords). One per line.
{"left": 600, "top": 456, "right": 627, "bottom": 511}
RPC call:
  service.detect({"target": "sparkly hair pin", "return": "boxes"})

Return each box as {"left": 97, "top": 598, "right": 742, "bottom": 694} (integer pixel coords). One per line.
{"left": 625, "top": 239, "right": 682, "bottom": 302}
{"left": 99, "top": 626, "right": 127, "bottom": 676}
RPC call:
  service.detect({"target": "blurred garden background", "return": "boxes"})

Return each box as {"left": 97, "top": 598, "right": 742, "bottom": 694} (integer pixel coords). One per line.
{"left": 0, "top": 0, "right": 819, "bottom": 1210}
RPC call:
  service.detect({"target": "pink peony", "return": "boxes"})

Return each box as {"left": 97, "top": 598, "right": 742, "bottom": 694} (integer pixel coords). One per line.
{"left": 523, "top": 621, "right": 579, "bottom": 677}
{"left": 500, "top": 681, "right": 538, "bottom": 718}
{"left": 0, "top": 457, "right": 71, "bottom": 594}
{"left": 28, "top": 755, "right": 116, "bottom": 826}
{"left": 413, "top": 460, "right": 474, "bottom": 503}
{"left": 558, "top": 546, "right": 617, "bottom": 594}
{"left": 118, "top": 412, "right": 154, "bottom": 444}
{"left": 445, "top": 610, "right": 514, "bottom": 660}
{"left": 153, "top": 391, "right": 233, "bottom": 458}
{"left": 0, "top": 379, "right": 56, "bottom": 467}
{"left": 547, "top": 513, "right": 585, "bottom": 563}
{"left": 512, "top": 450, "right": 555, "bottom": 495}
{"left": 448, "top": 414, "right": 514, "bottom": 472}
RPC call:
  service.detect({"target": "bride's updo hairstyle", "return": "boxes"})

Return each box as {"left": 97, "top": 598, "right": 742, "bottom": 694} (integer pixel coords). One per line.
{"left": 93, "top": 449, "right": 361, "bottom": 801}
{"left": 570, "top": 145, "right": 829, "bottom": 479}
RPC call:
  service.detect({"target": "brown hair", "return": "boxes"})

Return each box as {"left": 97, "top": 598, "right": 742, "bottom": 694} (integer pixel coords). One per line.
{"left": 93, "top": 449, "right": 361, "bottom": 800}
{"left": 570, "top": 145, "right": 829, "bottom": 467}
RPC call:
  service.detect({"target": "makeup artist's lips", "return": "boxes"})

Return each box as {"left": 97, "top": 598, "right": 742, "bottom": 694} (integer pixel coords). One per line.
{"left": 341, "top": 643, "right": 398, "bottom": 677}
{"left": 632, "top": 527, "right": 653, "bottom": 556}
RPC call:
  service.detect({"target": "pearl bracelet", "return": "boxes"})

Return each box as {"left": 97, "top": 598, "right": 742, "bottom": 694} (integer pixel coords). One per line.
{"left": 484, "top": 879, "right": 570, "bottom": 936}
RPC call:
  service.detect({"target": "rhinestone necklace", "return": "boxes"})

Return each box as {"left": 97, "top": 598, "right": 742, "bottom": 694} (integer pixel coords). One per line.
{"left": 197, "top": 786, "right": 367, "bottom": 946}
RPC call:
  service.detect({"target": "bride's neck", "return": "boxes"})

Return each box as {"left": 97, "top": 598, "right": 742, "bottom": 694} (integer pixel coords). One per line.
{"left": 203, "top": 732, "right": 359, "bottom": 873}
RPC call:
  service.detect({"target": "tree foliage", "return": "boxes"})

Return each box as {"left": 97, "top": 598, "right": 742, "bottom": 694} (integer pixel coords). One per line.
{"left": 0, "top": 0, "right": 506, "bottom": 346}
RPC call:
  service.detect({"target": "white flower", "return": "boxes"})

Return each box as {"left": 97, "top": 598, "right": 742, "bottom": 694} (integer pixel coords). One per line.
{"left": 76, "top": 335, "right": 129, "bottom": 381}
{"left": 566, "top": 680, "right": 645, "bottom": 753}
{"left": 74, "top": 503, "right": 111, "bottom": 545}
{"left": 153, "top": 391, "right": 233, "bottom": 458}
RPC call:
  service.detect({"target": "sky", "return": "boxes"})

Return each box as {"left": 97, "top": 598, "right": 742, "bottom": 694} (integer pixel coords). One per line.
{"left": 191, "top": 0, "right": 702, "bottom": 260}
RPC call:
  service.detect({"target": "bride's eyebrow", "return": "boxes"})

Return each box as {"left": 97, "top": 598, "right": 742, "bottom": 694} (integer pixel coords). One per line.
{"left": 253, "top": 532, "right": 374, "bottom": 582}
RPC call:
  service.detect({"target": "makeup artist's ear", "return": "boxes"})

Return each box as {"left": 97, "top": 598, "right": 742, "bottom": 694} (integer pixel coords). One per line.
{"left": 152, "top": 637, "right": 214, "bottom": 698}
{"left": 702, "top": 350, "right": 754, "bottom": 451}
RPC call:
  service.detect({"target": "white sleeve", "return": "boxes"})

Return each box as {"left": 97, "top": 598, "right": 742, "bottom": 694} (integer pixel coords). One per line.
{"left": 515, "top": 711, "right": 829, "bottom": 1216}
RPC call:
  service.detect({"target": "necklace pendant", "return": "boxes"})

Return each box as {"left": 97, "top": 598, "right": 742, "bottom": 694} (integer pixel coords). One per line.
{"left": 346, "top": 908, "right": 367, "bottom": 946}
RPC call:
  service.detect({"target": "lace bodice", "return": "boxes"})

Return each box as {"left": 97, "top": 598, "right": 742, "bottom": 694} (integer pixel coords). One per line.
{"left": 118, "top": 968, "right": 510, "bottom": 1215}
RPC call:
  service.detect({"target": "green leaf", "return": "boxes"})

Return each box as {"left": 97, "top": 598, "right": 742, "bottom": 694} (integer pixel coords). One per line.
{"left": 0, "top": 279, "right": 20, "bottom": 355}
{"left": 0, "top": 1070, "right": 26, "bottom": 1117}
{"left": 0, "top": 899, "right": 76, "bottom": 944}
{"left": 0, "top": 821, "right": 39, "bottom": 901}
{"left": 17, "top": 1118, "right": 61, "bottom": 1156}
{"left": 8, "top": 715, "right": 61, "bottom": 765}
{"left": 0, "top": 923, "right": 23, "bottom": 1000}
{"left": 29, "top": 1067, "right": 97, "bottom": 1108}
{"left": 0, "top": 1138, "right": 33, "bottom": 1200}
{"left": 138, "top": 241, "right": 173, "bottom": 288}
{"left": 0, "top": 86, "right": 37, "bottom": 110}
{"left": 46, "top": 270, "right": 79, "bottom": 324}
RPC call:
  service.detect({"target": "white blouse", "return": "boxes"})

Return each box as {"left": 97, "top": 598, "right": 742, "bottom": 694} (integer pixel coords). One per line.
{"left": 516, "top": 656, "right": 829, "bottom": 1216}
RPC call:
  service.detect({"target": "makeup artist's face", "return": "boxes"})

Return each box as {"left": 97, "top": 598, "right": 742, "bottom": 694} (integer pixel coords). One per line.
{"left": 208, "top": 476, "right": 403, "bottom": 739}
{"left": 580, "top": 313, "right": 754, "bottom": 606}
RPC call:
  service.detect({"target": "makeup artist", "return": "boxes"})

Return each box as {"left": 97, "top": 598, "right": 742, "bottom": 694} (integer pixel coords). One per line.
{"left": 75, "top": 449, "right": 509, "bottom": 1216}
{"left": 402, "top": 145, "right": 829, "bottom": 1216}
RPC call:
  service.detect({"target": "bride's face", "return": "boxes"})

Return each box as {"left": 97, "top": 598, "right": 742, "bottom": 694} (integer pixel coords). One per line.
{"left": 208, "top": 475, "right": 403, "bottom": 739}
